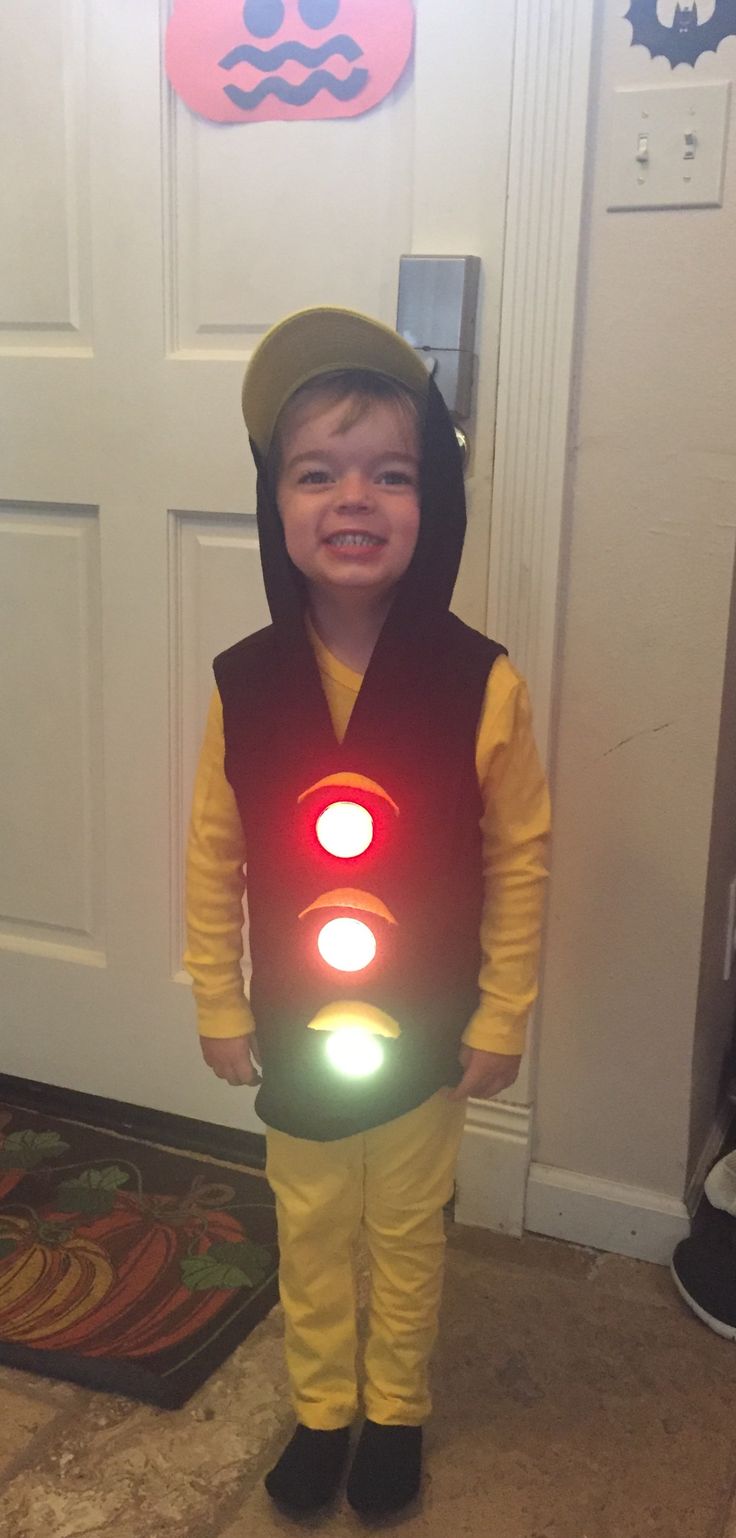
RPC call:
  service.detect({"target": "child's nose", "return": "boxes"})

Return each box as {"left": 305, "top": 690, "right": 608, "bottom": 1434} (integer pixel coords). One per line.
{"left": 336, "top": 470, "right": 373, "bottom": 508}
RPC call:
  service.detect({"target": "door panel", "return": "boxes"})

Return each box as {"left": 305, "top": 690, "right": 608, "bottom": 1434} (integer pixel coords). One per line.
{"left": 0, "top": 0, "right": 93, "bottom": 352}
{"left": 0, "top": 504, "right": 104, "bottom": 954}
{"left": 168, "top": 97, "right": 415, "bottom": 350}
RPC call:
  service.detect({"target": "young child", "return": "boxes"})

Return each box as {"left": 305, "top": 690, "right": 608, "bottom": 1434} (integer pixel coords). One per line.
{"left": 185, "top": 307, "right": 550, "bottom": 1516}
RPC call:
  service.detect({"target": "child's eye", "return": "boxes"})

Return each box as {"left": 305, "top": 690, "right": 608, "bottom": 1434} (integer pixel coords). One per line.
{"left": 378, "top": 470, "right": 415, "bottom": 486}
{"left": 298, "top": 469, "right": 332, "bottom": 485}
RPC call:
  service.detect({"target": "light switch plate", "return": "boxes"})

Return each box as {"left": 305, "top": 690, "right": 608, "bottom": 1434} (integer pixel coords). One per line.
{"left": 607, "top": 82, "right": 731, "bottom": 211}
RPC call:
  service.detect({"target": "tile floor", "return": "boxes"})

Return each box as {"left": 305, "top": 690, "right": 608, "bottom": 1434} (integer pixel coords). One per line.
{"left": 1, "top": 1217, "right": 735, "bottom": 1537}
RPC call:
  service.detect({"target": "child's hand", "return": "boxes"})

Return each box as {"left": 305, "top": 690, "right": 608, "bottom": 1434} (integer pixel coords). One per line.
{"left": 446, "top": 1046, "right": 521, "bottom": 1102}
{"left": 200, "top": 1033, "right": 261, "bottom": 1087}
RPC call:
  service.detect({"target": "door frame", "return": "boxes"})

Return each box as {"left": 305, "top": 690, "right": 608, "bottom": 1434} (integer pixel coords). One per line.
{"left": 455, "top": 0, "right": 596, "bottom": 1235}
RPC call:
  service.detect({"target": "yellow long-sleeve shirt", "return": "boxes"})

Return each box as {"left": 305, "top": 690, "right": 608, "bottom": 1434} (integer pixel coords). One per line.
{"left": 185, "top": 627, "right": 550, "bottom": 1057}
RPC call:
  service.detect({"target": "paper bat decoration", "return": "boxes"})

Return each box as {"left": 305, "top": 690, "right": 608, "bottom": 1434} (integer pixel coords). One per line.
{"left": 625, "top": 1, "right": 736, "bottom": 66}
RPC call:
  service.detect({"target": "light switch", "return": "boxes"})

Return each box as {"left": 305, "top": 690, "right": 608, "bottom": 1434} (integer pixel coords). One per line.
{"left": 607, "top": 82, "right": 731, "bottom": 211}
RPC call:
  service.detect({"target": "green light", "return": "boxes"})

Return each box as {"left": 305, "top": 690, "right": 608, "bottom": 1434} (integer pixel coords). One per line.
{"left": 325, "top": 1026, "right": 385, "bottom": 1079}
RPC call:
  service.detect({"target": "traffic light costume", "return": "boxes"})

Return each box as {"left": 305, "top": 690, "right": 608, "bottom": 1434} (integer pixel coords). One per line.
{"left": 215, "top": 563, "right": 505, "bottom": 1141}
{"left": 185, "top": 308, "right": 550, "bottom": 1460}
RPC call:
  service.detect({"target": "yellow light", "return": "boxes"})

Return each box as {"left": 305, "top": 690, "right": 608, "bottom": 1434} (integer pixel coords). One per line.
{"left": 325, "top": 1027, "right": 385, "bottom": 1078}
{"left": 316, "top": 801, "right": 374, "bottom": 859}
{"left": 317, "top": 917, "right": 376, "bottom": 972}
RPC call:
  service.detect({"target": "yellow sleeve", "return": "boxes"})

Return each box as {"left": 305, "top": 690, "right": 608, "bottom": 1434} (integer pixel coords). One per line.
{"left": 184, "top": 687, "right": 256, "bottom": 1039}
{"left": 461, "top": 657, "right": 551, "bottom": 1057}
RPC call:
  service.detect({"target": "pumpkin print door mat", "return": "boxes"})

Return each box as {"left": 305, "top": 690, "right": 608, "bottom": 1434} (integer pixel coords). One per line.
{"left": 0, "top": 1104, "right": 279, "bottom": 1407}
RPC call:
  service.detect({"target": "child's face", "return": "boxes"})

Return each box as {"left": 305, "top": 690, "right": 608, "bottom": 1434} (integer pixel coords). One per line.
{"left": 275, "top": 397, "right": 421, "bottom": 607}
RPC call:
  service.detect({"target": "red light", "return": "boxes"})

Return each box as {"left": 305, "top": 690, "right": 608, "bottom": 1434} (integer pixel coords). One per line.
{"left": 316, "top": 800, "right": 374, "bottom": 859}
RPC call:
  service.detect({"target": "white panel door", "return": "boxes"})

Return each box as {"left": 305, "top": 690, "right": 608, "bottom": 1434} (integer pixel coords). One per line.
{"left": 0, "top": 0, "right": 515, "bottom": 1133}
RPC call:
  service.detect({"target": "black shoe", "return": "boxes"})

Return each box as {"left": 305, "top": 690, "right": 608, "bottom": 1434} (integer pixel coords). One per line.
{"left": 671, "top": 1206, "right": 736, "bottom": 1341}
{"left": 264, "top": 1423, "right": 351, "bottom": 1511}
{"left": 346, "top": 1420, "right": 423, "bottom": 1515}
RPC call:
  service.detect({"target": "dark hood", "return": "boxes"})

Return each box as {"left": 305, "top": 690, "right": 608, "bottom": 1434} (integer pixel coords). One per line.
{"left": 251, "top": 373, "right": 467, "bottom": 648}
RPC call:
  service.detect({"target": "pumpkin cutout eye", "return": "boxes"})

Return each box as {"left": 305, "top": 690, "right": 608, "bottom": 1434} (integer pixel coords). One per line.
{"left": 299, "top": 0, "right": 340, "bottom": 27}
{"left": 243, "top": 0, "right": 284, "bottom": 38}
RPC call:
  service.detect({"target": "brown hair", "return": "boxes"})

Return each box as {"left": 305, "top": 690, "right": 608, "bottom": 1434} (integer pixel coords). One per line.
{"left": 266, "top": 369, "right": 423, "bottom": 491}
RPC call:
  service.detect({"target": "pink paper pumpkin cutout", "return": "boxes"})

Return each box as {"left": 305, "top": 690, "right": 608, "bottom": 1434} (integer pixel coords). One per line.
{"left": 165, "top": 0, "right": 416, "bottom": 124}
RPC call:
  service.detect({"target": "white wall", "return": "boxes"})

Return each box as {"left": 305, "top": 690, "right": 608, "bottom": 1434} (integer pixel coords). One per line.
{"left": 535, "top": 3, "right": 736, "bottom": 1209}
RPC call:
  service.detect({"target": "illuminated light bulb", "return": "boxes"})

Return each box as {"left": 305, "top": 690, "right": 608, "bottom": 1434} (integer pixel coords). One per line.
{"left": 317, "top": 916, "right": 376, "bottom": 972}
{"left": 316, "top": 801, "right": 374, "bottom": 859}
{"left": 325, "top": 1027, "right": 385, "bottom": 1079}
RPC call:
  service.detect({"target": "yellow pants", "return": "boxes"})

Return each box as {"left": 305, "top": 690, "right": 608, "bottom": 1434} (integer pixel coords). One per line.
{"left": 265, "top": 1090, "right": 467, "bottom": 1430}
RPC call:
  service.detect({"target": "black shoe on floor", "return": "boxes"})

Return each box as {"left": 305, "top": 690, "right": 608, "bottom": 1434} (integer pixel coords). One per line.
{"left": 264, "top": 1423, "right": 351, "bottom": 1511}
{"left": 346, "top": 1420, "right": 423, "bottom": 1515}
{"left": 671, "top": 1206, "right": 736, "bottom": 1341}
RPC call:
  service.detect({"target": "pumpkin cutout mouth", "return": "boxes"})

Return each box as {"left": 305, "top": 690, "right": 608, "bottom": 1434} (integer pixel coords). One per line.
{"left": 219, "top": 36, "right": 368, "bottom": 110}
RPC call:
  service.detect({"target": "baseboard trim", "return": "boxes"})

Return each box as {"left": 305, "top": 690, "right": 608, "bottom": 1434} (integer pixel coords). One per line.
{"left": 525, "top": 1161, "right": 691, "bottom": 1265}
{"left": 0, "top": 1074, "right": 267, "bottom": 1170}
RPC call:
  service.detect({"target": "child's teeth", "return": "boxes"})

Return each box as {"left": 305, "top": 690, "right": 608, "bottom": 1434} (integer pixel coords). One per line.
{"left": 329, "top": 533, "right": 382, "bottom": 546}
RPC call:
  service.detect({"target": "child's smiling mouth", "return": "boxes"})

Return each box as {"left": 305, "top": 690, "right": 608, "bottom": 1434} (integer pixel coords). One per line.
{"left": 324, "top": 532, "right": 387, "bottom": 549}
